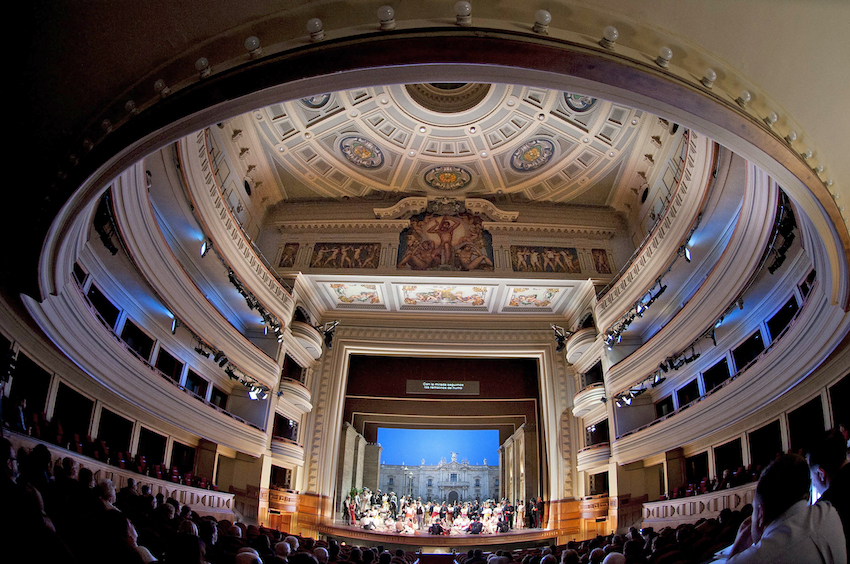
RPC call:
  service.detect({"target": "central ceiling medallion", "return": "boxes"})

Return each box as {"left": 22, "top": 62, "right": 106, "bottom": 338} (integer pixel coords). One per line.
{"left": 405, "top": 83, "right": 492, "bottom": 113}
{"left": 510, "top": 138, "right": 555, "bottom": 172}
{"left": 340, "top": 136, "right": 384, "bottom": 168}
{"left": 424, "top": 165, "right": 473, "bottom": 191}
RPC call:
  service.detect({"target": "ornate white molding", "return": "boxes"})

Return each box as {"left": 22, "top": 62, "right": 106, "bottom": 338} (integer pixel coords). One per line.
{"left": 596, "top": 132, "right": 713, "bottom": 328}
{"left": 276, "top": 220, "right": 411, "bottom": 231}
{"left": 271, "top": 438, "right": 306, "bottom": 467}
{"left": 277, "top": 378, "right": 313, "bottom": 417}
{"left": 183, "top": 132, "right": 295, "bottom": 323}
{"left": 566, "top": 327, "right": 597, "bottom": 365}
{"left": 24, "top": 286, "right": 271, "bottom": 457}
{"left": 483, "top": 222, "right": 617, "bottom": 237}
{"left": 576, "top": 443, "right": 611, "bottom": 473}
{"left": 572, "top": 383, "right": 606, "bottom": 417}
{"left": 643, "top": 482, "right": 756, "bottom": 530}
{"left": 373, "top": 197, "right": 429, "bottom": 219}
{"left": 464, "top": 199, "right": 519, "bottom": 222}
{"left": 291, "top": 321, "right": 323, "bottom": 360}
{"left": 111, "top": 165, "right": 280, "bottom": 388}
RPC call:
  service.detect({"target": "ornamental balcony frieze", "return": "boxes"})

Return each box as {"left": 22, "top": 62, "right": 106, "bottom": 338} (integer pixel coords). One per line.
{"left": 291, "top": 320, "right": 324, "bottom": 360}
{"left": 277, "top": 377, "right": 313, "bottom": 417}
{"left": 642, "top": 482, "right": 756, "bottom": 530}
{"left": 566, "top": 327, "right": 597, "bottom": 365}
{"left": 183, "top": 132, "right": 294, "bottom": 326}
{"left": 572, "top": 382, "right": 606, "bottom": 417}
{"left": 595, "top": 132, "right": 713, "bottom": 332}
{"left": 578, "top": 494, "right": 609, "bottom": 519}
{"left": 576, "top": 442, "right": 611, "bottom": 473}
{"left": 110, "top": 167, "right": 280, "bottom": 389}
{"left": 271, "top": 436, "right": 306, "bottom": 467}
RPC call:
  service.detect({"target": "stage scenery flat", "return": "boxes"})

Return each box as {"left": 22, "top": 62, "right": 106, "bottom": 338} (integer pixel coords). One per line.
{"left": 398, "top": 212, "right": 494, "bottom": 271}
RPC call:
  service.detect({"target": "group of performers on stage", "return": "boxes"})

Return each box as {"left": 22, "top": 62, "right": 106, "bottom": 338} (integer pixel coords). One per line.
{"left": 342, "top": 489, "right": 545, "bottom": 535}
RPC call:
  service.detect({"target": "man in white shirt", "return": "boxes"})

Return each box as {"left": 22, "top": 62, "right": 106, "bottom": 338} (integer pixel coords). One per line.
{"left": 724, "top": 454, "right": 846, "bottom": 564}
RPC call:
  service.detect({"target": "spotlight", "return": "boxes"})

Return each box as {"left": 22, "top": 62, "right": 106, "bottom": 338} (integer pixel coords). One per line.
{"left": 171, "top": 318, "right": 178, "bottom": 334}
{"left": 623, "top": 395, "right": 633, "bottom": 406}
{"left": 552, "top": 325, "right": 572, "bottom": 352}
{"left": 213, "top": 351, "right": 225, "bottom": 363}
{"left": 218, "top": 356, "right": 228, "bottom": 368}
{"left": 200, "top": 239, "right": 212, "bottom": 257}
{"left": 194, "top": 346, "right": 210, "bottom": 359}
{"left": 258, "top": 390, "right": 268, "bottom": 400}
{"left": 249, "top": 387, "right": 259, "bottom": 400}
{"left": 652, "top": 373, "right": 666, "bottom": 387}
{"left": 659, "top": 361, "right": 669, "bottom": 373}
{"left": 715, "top": 317, "right": 723, "bottom": 328}
{"left": 684, "top": 246, "right": 691, "bottom": 262}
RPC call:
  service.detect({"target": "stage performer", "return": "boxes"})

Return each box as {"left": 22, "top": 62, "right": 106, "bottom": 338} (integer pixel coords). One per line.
{"left": 515, "top": 499, "right": 524, "bottom": 529}
{"left": 504, "top": 500, "right": 514, "bottom": 529}
{"left": 536, "top": 496, "right": 544, "bottom": 528}
{"left": 416, "top": 501, "right": 424, "bottom": 530}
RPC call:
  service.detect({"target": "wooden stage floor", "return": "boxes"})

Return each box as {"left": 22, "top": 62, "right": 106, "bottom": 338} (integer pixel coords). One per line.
{"left": 316, "top": 521, "right": 561, "bottom": 550}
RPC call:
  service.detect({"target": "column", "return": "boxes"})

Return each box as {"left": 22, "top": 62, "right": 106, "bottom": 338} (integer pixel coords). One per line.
{"left": 363, "top": 443, "right": 383, "bottom": 491}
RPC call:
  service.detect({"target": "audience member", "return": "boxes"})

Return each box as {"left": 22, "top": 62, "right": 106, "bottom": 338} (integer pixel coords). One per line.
{"left": 726, "top": 453, "right": 846, "bottom": 563}
{"left": 807, "top": 428, "right": 850, "bottom": 556}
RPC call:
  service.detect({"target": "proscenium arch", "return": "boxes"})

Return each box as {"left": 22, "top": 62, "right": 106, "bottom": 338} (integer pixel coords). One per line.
{"left": 40, "top": 30, "right": 849, "bottom": 310}
{"left": 314, "top": 334, "right": 565, "bottom": 525}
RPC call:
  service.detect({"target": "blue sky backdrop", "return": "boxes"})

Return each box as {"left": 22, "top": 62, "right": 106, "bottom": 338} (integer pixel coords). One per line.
{"left": 377, "top": 428, "right": 499, "bottom": 466}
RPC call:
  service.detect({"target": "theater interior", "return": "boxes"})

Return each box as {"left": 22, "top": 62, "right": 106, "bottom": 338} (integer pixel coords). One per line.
{"left": 6, "top": 0, "right": 849, "bottom": 550}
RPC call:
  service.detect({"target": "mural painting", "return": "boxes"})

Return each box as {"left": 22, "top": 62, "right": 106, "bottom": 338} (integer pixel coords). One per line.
{"left": 397, "top": 212, "right": 494, "bottom": 271}
{"left": 310, "top": 243, "right": 381, "bottom": 269}
{"left": 278, "top": 243, "right": 299, "bottom": 268}
{"left": 510, "top": 246, "right": 581, "bottom": 273}
{"left": 592, "top": 249, "right": 612, "bottom": 274}
{"left": 508, "top": 287, "right": 561, "bottom": 308}
{"left": 401, "top": 285, "right": 489, "bottom": 307}
{"left": 328, "top": 283, "right": 381, "bottom": 304}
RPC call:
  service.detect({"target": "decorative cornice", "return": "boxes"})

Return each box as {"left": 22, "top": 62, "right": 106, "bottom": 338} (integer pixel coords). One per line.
{"left": 464, "top": 199, "right": 519, "bottom": 222}
{"left": 374, "top": 197, "right": 429, "bottom": 220}
{"left": 276, "top": 219, "right": 411, "bottom": 231}
{"left": 483, "top": 222, "right": 617, "bottom": 237}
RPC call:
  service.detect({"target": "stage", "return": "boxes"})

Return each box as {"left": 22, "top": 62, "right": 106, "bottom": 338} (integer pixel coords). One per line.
{"left": 316, "top": 521, "right": 561, "bottom": 550}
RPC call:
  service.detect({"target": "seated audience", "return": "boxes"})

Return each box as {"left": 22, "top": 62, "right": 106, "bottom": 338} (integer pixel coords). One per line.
{"left": 725, "top": 453, "right": 846, "bottom": 563}
{"left": 807, "top": 428, "right": 850, "bottom": 557}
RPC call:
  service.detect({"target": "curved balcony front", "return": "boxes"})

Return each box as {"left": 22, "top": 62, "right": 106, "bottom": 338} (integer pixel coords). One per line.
{"left": 578, "top": 494, "right": 610, "bottom": 519}
{"left": 572, "top": 382, "right": 607, "bottom": 417}
{"left": 576, "top": 443, "right": 611, "bottom": 473}
{"left": 277, "top": 377, "right": 313, "bottom": 419}
{"left": 271, "top": 437, "right": 306, "bottom": 467}
{"left": 291, "top": 320, "right": 323, "bottom": 360}
{"left": 566, "top": 327, "right": 597, "bottom": 365}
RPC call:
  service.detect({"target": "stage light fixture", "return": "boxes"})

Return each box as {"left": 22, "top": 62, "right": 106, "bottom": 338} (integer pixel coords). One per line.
{"left": 200, "top": 239, "right": 211, "bottom": 257}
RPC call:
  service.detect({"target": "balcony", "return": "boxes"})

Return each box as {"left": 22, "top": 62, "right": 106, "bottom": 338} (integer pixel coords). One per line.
{"left": 576, "top": 443, "right": 611, "bottom": 473}
{"left": 566, "top": 327, "right": 597, "bottom": 365}
{"left": 642, "top": 482, "right": 756, "bottom": 530}
{"left": 578, "top": 494, "right": 609, "bottom": 519}
{"left": 291, "top": 320, "right": 323, "bottom": 360}
{"left": 9, "top": 432, "right": 234, "bottom": 519}
{"left": 572, "top": 382, "right": 607, "bottom": 417}
{"left": 277, "top": 377, "right": 313, "bottom": 417}
{"left": 271, "top": 436, "right": 306, "bottom": 467}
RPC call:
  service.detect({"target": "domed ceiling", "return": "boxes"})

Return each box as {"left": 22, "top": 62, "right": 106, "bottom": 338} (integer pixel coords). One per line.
{"left": 238, "top": 83, "right": 649, "bottom": 208}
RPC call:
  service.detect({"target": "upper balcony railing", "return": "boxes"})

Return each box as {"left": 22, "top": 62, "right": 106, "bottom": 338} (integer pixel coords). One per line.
{"left": 180, "top": 131, "right": 295, "bottom": 327}
{"left": 595, "top": 132, "right": 715, "bottom": 333}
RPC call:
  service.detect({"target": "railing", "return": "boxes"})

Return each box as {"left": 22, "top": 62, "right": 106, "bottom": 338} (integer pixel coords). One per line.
{"left": 596, "top": 130, "right": 695, "bottom": 301}
{"left": 7, "top": 431, "right": 235, "bottom": 518}
{"left": 79, "top": 286, "right": 265, "bottom": 432}
{"left": 642, "top": 482, "right": 756, "bottom": 529}
{"left": 616, "top": 289, "right": 810, "bottom": 440}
